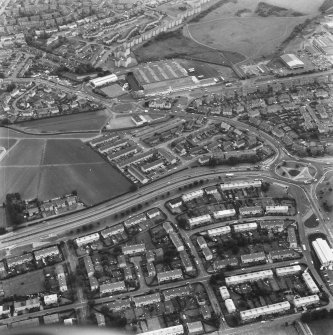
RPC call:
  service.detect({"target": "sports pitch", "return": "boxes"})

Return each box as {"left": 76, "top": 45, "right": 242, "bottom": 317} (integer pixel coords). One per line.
{"left": 16, "top": 110, "right": 110, "bottom": 133}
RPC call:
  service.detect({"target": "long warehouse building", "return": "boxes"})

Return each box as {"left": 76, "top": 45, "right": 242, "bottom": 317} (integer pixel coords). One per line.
{"left": 89, "top": 74, "right": 118, "bottom": 87}
{"left": 312, "top": 238, "right": 333, "bottom": 268}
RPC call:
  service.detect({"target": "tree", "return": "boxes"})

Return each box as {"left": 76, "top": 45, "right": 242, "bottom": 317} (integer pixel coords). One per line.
{"left": 129, "top": 184, "right": 138, "bottom": 192}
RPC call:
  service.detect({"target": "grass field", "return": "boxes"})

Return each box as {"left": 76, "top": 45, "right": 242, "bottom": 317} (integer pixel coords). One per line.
{"left": 0, "top": 138, "right": 17, "bottom": 150}
{"left": 15, "top": 110, "right": 110, "bottom": 133}
{"left": 188, "top": 16, "right": 308, "bottom": 59}
{"left": 100, "top": 84, "right": 125, "bottom": 98}
{"left": 310, "top": 318, "right": 333, "bottom": 335}
{"left": 0, "top": 139, "right": 133, "bottom": 206}
{"left": 199, "top": 0, "right": 322, "bottom": 19}
{"left": 2, "top": 270, "right": 45, "bottom": 297}
{"left": 134, "top": 30, "right": 244, "bottom": 66}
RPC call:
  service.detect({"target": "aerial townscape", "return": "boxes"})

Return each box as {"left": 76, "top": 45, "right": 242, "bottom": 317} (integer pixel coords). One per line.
{"left": 3, "top": 0, "right": 333, "bottom": 335}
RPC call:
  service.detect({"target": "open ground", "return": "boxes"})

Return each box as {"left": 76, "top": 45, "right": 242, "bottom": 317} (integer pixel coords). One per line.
{"left": 197, "top": 0, "right": 322, "bottom": 20}
{"left": 187, "top": 16, "right": 309, "bottom": 60}
{"left": 310, "top": 318, "right": 333, "bottom": 335}
{"left": 0, "top": 139, "right": 133, "bottom": 206}
{"left": 14, "top": 110, "right": 111, "bottom": 133}
{"left": 2, "top": 270, "right": 45, "bottom": 297}
{"left": 134, "top": 29, "right": 244, "bottom": 66}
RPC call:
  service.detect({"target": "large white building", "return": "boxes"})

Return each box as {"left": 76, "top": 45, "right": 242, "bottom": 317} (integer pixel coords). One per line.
{"left": 240, "top": 301, "right": 290, "bottom": 321}
{"left": 293, "top": 295, "right": 320, "bottom": 308}
{"left": 76, "top": 233, "right": 100, "bottom": 247}
{"left": 226, "top": 270, "right": 273, "bottom": 286}
{"left": 140, "top": 325, "right": 184, "bottom": 335}
{"left": 182, "top": 190, "right": 204, "bottom": 202}
{"left": 220, "top": 180, "right": 262, "bottom": 191}
{"left": 275, "top": 265, "right": 302, "bottom": 277}
{"left": 280, "top": 54, "right": 305, "bottom": 69}
{"left": 312, "top": 238, "right": 333, "bottom": 269}
{"left": 213, "top": 209, "right": 236, "bottom": 220}
{"left": 265, "top": 206, "right": 289, "bottom": 214}
{"left": 89, "top": 74, "right": 118, "bottom": 87}
{"left": 302, "top": 272, "right": 320, "bottom": 294}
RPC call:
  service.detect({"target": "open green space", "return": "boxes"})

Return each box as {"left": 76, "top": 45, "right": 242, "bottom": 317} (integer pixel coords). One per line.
{"left": 0, "top": 139, "right": 133, "bottom": 206}
{"left": 2, "top": 270, "right": 45, "bottom": 297}
{"left": 14, "top": 110, "right": 110, "bottom": 133}
{"left": 188, "top": 16, "right": 308, "bottom": 59}
{"left": 0, "top": 138, "right": 17, "bottom": 150}
{"left": 317, "top": 175, "right": 333, "bottom": 214}
{"left": 43, "top": 139, "right": 106, "bottom": 165}
{"left": 310, "top": 318, "right": 333, "bottom": 335}
{"left": 304, "top": 213, "right": 319, "bottom": 228}
{"left": 134, "top": 30, "right": 242, "bottom": 66}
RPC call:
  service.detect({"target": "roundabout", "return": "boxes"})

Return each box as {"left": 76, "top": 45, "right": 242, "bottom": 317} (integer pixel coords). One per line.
{"left": 275, "top": 160, "right": 317, "bottom": 183}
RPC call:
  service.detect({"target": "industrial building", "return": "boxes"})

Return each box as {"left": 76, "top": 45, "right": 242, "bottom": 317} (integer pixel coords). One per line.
{"left": 240, "top": 301, "right": 291, "bottom": 321}
{"left": 275, "top": 265, "right": 302, "bottom": 277}
{"left": 226, "top": 270, "right": 274, "bottom": 286}
{"left": 89, "top": 74, "right": 118, "bottom": 87}
{"left": 280, "top": 54, "right": 305, "bottom": 69}
{"left": 293, "top": 295, "right": 320, "bottom": 308}
{"left": 312, "top": 238, "right": 333, "bottom": 268}
{"left": 313, "top": 35, "right": 333, "bottom": 55}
